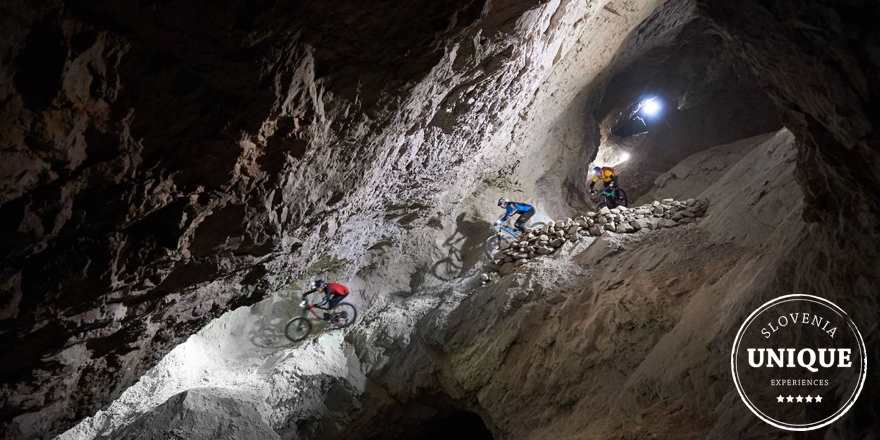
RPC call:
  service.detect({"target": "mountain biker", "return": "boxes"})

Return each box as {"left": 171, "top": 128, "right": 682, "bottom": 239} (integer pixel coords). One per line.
{"left": 496, "top": 197, "right": 535, "bottom": 233}
{"left": 589, "top": 165, "right": 619, "bottom": 195}
{"left": 589, "top": 165, "right": 628, "bottom": 208}
{"left": 302, "top": 280, "right": 349, "bottom": 319}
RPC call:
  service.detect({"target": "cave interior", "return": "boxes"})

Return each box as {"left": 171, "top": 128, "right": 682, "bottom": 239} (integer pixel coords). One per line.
{"left": 1, "top": 0, "right": 878, "bottom": 439}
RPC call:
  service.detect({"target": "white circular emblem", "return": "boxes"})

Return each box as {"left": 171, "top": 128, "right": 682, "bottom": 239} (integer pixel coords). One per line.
{"left": 731, "top": 294, "right": 866, "bottom": 431}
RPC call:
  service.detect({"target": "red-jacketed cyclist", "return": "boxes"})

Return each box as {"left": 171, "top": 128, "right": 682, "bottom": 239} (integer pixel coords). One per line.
{"left": 302, "top": 280, "right": 350, "bottom": 320}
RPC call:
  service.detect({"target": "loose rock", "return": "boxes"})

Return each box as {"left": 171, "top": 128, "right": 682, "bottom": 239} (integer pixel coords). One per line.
{"left": 482, "top": 198, "right": 710, "bottom": 277}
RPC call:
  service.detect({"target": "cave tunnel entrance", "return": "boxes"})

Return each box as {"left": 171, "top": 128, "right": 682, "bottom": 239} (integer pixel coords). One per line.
{"left": 359, "top": 399, "right": 494, "bottom": 440}
{"left": 575, "top": 10, "right": 785, "bottom": 205}
{"left": 609, "top": 95, "right": 666, "bottom": 138}
{"left": 365, "top": 409, "right": 494, "bottom": 440}
{"left": 411, "top": 410, "right": 493, "bottom": 440}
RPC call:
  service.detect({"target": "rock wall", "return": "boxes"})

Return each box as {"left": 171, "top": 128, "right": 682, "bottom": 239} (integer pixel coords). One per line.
{"left": 0, "top": 0, "right": 667, "bottom": 437}
{"left": 589, "top": 0, "right": 784, "bottom": 199}
{"left": 698, "top": 2, "right": 880, "bottom": 434}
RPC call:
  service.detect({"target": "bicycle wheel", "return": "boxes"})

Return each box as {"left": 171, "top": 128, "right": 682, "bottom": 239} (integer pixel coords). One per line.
{"left": 484, "top": 235, "right": 503, "bottom": 259}
{"left": 616, "top": 188, "right": 629, "bottom": 207}
{"left": 329, "top": 303, "right": 357, "bottom": 329}
{"left": 431, "top": 255, "right": 463, "bottom": 281}
{"left": 284, "top": 317, "right": 312, "bottom": 342}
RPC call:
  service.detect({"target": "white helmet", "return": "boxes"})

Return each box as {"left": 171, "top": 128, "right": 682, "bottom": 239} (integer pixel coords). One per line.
{"left": 497, "top": 197, "right": 508, "bottom": 207}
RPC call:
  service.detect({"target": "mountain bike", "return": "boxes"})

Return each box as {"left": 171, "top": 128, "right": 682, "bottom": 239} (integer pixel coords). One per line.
{"left": 484, "top": 221, "right": 546, "bottom": 259}
{"left": 284, "top": 295, "right": 357, "bottom": 342}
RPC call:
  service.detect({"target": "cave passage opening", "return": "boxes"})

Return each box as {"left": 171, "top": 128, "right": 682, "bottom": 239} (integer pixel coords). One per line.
{"left": 608, "top": 95, "right": 666, "bottom": 139}
{"left": 410, "top": 410, "right": 494, "bottom": 440}
{"left": 358, "top": 397, "right": 494, "bottom": 440}
{"left": 571, "top": 10, "right": 785, "bottom": 206}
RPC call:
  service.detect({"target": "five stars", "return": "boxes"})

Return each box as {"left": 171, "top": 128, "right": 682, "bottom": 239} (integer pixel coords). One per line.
{"left": 777, "top": 394, "right": 822, "bottom": 404}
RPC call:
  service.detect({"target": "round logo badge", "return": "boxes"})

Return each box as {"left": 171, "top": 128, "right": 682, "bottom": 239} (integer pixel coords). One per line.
{"left": 731, "top": 294, "right": 867, "bottom": 431}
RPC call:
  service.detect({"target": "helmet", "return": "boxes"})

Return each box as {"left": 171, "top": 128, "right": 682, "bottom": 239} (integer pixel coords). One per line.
{"left": 312, "top": 279, "right": 326, "bottom": 289}
{"left": 497, "top": 197, "right": 507, "bottom": 207}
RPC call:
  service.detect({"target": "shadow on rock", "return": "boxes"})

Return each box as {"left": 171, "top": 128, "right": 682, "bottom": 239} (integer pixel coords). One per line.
{"left": 430, "top": 213, "right": 489, "bottom": 281}
{"left": 248, "top": 297, "right": 298, "bottom": 349}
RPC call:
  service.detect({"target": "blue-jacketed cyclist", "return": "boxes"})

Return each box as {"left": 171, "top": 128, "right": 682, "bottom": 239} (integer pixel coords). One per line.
{"left": 496, "top": 197, "right": 535, "bottom": 233}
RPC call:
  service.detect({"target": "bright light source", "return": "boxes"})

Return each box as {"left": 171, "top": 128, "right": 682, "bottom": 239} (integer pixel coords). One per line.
{"left": 620, "top": 151, "right": 631, "bottom": 162}
{"left": 639, "top": 97, "right": 663, "bottom": 118}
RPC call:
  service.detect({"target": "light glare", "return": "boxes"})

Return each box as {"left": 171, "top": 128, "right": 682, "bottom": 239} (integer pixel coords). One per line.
{"left": 639, "top": 97, "right": 662, "bottom": 118}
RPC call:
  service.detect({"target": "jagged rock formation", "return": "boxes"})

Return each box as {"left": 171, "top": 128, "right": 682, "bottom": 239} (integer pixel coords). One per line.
{"left": 4, "top": 1, "right": 653, "bottom": 437}
{"left": 2, "top": 0, "right": 880, "bottom": 439}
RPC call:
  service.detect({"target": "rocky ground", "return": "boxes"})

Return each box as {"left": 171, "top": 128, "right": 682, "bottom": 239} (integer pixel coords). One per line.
{"left": 484, "top": 197, "right": 709, "bottom": 277}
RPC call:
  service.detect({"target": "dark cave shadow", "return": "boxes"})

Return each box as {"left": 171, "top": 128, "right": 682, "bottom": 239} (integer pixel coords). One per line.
{"left": 429, "top": 213, "right": 489, "bottom": 282}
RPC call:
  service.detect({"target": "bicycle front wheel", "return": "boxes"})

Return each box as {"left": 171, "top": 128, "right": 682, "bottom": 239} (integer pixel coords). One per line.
{"left": 284, "top": 317, "right": 312, "bottom": 342}
{"left": 485, "top": 235, "right": 504, "bottom": 259}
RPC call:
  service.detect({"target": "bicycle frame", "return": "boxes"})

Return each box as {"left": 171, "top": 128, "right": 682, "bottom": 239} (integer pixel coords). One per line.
{"left": 492, "top": 223, "right": 522, "bottom": 239}
{"left": 299, "top": 298, "right": 335, "bottom": 320}
{"left": 593, "top": 187, "right": 621, "bottom": 205}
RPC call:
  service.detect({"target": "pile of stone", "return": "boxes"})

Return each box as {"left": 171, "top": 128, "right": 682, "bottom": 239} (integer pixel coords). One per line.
{"left": 482, "top": 198, "right": 708, "bottom": 281}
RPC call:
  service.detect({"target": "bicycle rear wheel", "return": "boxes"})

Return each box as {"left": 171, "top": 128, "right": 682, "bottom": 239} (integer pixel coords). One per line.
{"left": 329, "top": 303, "right": 357, "bottom": 329}
{"left": 284, "top": 317, "right": 312, "bottom": 342}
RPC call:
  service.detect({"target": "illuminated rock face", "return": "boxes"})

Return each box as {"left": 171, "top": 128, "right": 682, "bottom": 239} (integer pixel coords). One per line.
{"left": 1, "top": 1, "right": 653, "bottom": 437}
{"left": 108, "top": 388, "right": 280, "bottom": 440}
{"left": 2, "top": 1, "right": 879, "bottom": 439}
